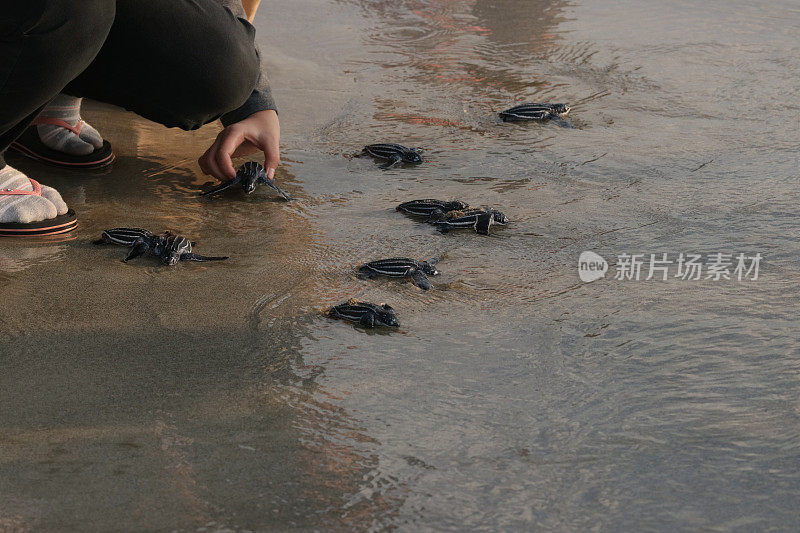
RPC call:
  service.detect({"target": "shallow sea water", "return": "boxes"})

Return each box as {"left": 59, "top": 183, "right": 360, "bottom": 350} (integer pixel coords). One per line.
{"left": 1, "top": 0, "right": 800, "bottom": 530}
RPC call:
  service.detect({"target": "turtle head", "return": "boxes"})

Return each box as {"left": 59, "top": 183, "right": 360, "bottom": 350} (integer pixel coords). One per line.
{"left": 237, "top": 161, "right": 266, "bottom": 194}
{"left": 491, "top": 209, "right": 509, "bottom": 225}
{"left": 552, "top": 103, "right": 570, "bottom": 115}
{"left": 420, "top": 262, "right": 439, "bottom": 276}
{"left": 162, "top": 235, "right": 191, "bottom": 265}
{"left": 406, "top": 148, "right": 423, "bottom": 164}
{"left": 375, "top": 304, "right": 399, "bottom": 327}
{"left": 242, "top": 172, "right": 260, "bottom": 194}
{"left": 163, "top": 244, "right": 182, "bottom": 265}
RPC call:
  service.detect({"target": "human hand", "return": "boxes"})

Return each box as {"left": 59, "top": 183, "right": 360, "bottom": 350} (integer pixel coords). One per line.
{"left": 198, "top": 109, "right": 280, "bottom": 182}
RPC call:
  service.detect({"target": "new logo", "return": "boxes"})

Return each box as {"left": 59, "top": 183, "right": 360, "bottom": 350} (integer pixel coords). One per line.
{"left": 578, "top": 251, "right": 608, "bottom": 282}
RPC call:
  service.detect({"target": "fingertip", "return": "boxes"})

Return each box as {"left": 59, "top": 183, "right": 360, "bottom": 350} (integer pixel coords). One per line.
{"left": 206, "top": 158, "right": 222, "bottom": 182}
{"left": 267, "top": 167, "right": 275, "bottom": 180}
{"left": 215, "top": 153, "right": 236, "bottom": 180}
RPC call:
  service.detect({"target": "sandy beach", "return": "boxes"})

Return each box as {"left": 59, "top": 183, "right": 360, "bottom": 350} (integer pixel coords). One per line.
{"left": 2, "top": 0, "right": 800, "bottom": 530}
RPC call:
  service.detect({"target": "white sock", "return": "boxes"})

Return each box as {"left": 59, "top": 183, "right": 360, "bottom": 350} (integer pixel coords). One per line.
{"left": 0, "top": 166, "right": 68, "bottom": 223}
{"left": 36, "top": 94, "right": 104, "bottom": 156}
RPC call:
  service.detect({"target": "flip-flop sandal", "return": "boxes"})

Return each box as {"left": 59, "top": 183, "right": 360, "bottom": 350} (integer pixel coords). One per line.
{"left": 9, "top": 117, "right": 114, "bottom": 169}
{"left": 0, "top": 178, "right": 78, "bottom": 237}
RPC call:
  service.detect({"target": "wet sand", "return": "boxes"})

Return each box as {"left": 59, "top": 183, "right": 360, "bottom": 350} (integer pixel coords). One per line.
{"left": 2, "top": 0, "right": 800, "bottom": 530}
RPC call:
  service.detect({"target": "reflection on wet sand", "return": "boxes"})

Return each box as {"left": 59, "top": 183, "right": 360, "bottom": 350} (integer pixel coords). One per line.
{"left": 471, "top": 0, "right": 568, "bottom": 46}
{"left": 339, "top": 0, "right": 573, "bottom": 132}
{"left": 0, "top": 101, "right": 396, "bottom": 529}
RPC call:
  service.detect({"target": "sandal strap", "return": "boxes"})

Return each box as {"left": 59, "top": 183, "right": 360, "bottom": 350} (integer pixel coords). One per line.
{"left": 0, "top": 178, "right": 42, "bottom": 196}
{"left": 32, "top": 117, "right": 83, "bottom": 136}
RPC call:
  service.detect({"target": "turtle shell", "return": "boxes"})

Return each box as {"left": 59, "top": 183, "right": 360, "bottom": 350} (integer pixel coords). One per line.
{"left": 499, "top": 102, "right": 570, "bottom": 121}
{"left": 364, "top": 144, "right": 423, "bottom": 163}
{"left": 95, "top": 227, "right": 155, "bottom": 246}
{"left": 360, "top": 258, "right": 421, "bottom": 277}
{"left": 397, "top": 199, "right": 470, "bottom": 216}
{"left": 329, "top": 300, "right": 399, "bottom": 327}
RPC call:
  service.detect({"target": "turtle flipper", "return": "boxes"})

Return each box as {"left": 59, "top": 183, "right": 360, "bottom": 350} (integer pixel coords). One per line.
{"left": 124, "top": 238, "right": 150, "bottom": 262}
{"left": 260, "top": 178, "right": 292, "bottom": 201}
{"left": 550, "top": 115, "right": 573, "bottom": 128}
{"left": 379, "top": 154, "right": 403, "bottom": 169}
{"left": 359, "top": 311, "right": 376, "bottom": 327}
{"left": 411, "top": 270, "right": 432, "bottom": 290}
{"left": 200, "top": 178, "right": 238, "bottom": 197}
{"left": 180, "top": 253, "right": 229, "bottom": 262}
{"left": 474, "top": 212, "right": 494, "bottom": 235}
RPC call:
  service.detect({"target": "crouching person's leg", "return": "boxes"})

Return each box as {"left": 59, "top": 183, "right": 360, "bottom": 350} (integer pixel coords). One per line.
{"left": 17, "top": 93, "right": 114, "bottom": 168}
{"left": 0, "top": 0, "right": 115, "bottom": 234}
{"left": 64, "top": 0, "right": 261, "bottom": 132}
{"left": 10, "top": 92, "right": 115, "bottom": 169}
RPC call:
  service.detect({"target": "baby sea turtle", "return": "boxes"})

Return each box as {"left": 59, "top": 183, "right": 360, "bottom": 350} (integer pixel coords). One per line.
{"left": 363, "top": 144, "right": 423, "bottom": 169}
{"left": 329, "top": 299, "right": 399, "bottom": 328}
{"left": 358, "top": 257, "right": 440, "bottom": 290}
{"left": 201, "top": 161, "right": 291, "bottom": 200}
{"left": 95, "top": 228, "right": 227, "bottom": 265}
{"left": 428, "top": 207, "right": 508, "bottom": 235}
{"left": 396, "top": 199, "right": 470, "bottom": 217}
{"left": 94, "top": 227, "right": 199, "bottom": 251}
{"left": 126, "top": 233, "right": 229, "bottom": 265}
{"left": 93, "top": 227, "right": 161, "bottom": 247}
{"left": 499, "top": 103, "right": 570, "bottom": 125}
